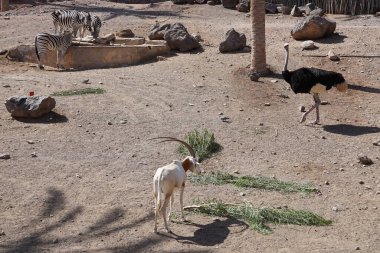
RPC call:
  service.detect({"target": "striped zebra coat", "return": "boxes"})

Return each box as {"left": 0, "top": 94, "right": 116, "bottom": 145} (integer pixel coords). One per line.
{"left": 90, "top": 15, "right": 102, "bottom": 39}
{"left": 35, "top": 31, "right": 73, "bottom": 70}
{"left": 52, "top": 10, "right": 92, "bottom": 38}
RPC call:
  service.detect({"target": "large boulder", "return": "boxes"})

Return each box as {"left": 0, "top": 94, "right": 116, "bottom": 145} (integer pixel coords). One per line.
{"left": 219, "top": 28, "right": 246, "bottom": 53}
{"left": 163, "top": 23, "right": 201, "bottom": 51}
{"left": 5, "top": 95, "right": 56, "bottom": 118}
{"left": 221, "top": 0, "right": 238, "bottom": 9}
{"left": 291, "top": 16, "right": 336, "bottom": 40}
{"left": 236, "top": 0, "right": 249, "bottom": 12}
{"left": 148, "top": 23, "right": 171, "bottom": 40}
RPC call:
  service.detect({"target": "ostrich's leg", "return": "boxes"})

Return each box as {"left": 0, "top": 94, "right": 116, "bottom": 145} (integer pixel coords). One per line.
{"left": 300, "top": 94, "right": 321, "bottom": 123}
{"left": 313, "top": 94, "right": 321, "bottom": 124}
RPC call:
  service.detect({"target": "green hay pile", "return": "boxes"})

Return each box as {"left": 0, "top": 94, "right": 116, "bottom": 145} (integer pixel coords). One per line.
{"left": 189, "top": 172, "right": 318, "bottom": 193}
{"left": 51, "top": 87, "right": 105, "bottom": 96}
{"left": 186, "top": 199, "right": 331, "bottom": 234}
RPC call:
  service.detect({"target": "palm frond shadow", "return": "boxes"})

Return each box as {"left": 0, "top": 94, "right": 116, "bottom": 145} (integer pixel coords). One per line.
{"left": 323, "top": 124, "right": 380, "bottom": 136}
{"left": 1, "top": 188, "right": 160, "bottom": 253}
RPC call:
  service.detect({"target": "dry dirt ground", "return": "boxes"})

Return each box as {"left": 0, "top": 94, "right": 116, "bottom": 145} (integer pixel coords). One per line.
{"left": 0, "top": 1, "right": 380, "bottom": 252}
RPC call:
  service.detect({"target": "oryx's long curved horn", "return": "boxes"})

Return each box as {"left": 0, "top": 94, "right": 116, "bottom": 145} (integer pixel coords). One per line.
{"left": 149, "top": 137, "right": 195, "bottom": 158}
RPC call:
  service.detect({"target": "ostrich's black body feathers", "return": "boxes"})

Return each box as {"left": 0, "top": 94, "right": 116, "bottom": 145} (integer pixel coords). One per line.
{"left": 282, "top": 67, "right": 345, "bottom": 94}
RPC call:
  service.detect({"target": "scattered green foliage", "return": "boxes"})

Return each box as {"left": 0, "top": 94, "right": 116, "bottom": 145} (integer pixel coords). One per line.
{"left": 187, "top": 199, "right": 332, "bottom": 234}
{"left": 189, "top": 172, "right": 318, "bottom": 193}
{"left": 178, "top": 129, "right": 222, "bottom": 162}
{"left": 51, "top": 87, "right": 105, "bottom": 96}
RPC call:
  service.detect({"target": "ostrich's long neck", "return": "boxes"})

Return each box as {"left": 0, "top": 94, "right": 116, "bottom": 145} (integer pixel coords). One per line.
{"left": 283, "top": 48, "right": 289, "bottom": 72}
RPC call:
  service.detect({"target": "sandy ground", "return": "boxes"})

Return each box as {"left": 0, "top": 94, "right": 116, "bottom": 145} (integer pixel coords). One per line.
{"left": 0, "top": 1, "right": 379, "bottom": 252}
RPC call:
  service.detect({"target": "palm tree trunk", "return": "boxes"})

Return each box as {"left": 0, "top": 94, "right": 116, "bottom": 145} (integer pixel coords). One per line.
{"left": 250, "top": 0, "right": 267, "bottom": 78}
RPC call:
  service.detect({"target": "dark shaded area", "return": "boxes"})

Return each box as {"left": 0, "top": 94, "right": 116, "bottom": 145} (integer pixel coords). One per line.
{"left": 41, "top": 187, "right": 65, "bottom": 218}
{"left": 0, "top": 188, "right": 160, "bottom": 253}
{"left": 315, "top": 33, "right": 347, "bottom": 44}
{"left": 166, "top": 218, "right": 247, "bottom": 246}
{"left": 13, "top": 111, "right": 68, "bottom": 124}
{"left": 323, "top": 124, "right": 380, "bottom": 136}
{"left": 348, "top": 84, "right": 380, "bottom": 94}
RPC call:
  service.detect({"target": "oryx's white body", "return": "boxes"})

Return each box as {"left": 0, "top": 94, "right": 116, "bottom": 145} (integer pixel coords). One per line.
{"left": 153, "top": 156, "right": 201, "bottom": 233}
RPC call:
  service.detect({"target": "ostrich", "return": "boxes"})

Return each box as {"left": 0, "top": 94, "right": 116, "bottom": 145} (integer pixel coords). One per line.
{"left": 282, "top": 43, "right": 348, "bottom": 124}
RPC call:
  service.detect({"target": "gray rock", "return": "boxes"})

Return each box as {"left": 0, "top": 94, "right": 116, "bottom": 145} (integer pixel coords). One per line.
{"left": 221, "top": 0, "right": 239, "bottom": 9}
{"left": 305, "top": 3, "right": 315, "bottom": 15}
{"left": 301, "top": 40, "right": 317, "bottom": 50}
{"left": 116, "top": 29, "right": 135, "bottom": 38}
{"left": 5, "top": 95, "right": 56, "bottom": 118}
{"left": 281, "top": 6, "right": 292, "bottom": 15}
{"left": 358, "top": 156, "right": 374, "bottom": 166}
{"left": 0, "top": 154, "right": 11, "bottom": 160}
{"left": 163, "top": 23, "right": 201, "bottom": 52}
{"left": 265, "top": 3, "right": 277, "bottom": 14}
{"left": 328, "top": 50, "right": 340, "bottom": 61}
{"left": 219, "top": 28, "right": 246, "bottom": 53}
{"left": 291, "top": 5, "right": 303, "bottom": 17}
{"left": 236, "top": 0, "right": 249, "bottom": 13}
{"left": 148, "top": 23, "right": 171, "bottom": 40}
{"left": 291, "top": 16, "right": 336, "bottom": 40}
{"left": 310, "top": 8, "right": 325, "bottom": 16}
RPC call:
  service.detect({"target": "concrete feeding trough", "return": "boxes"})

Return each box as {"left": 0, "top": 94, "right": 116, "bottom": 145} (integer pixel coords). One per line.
{"left": 6, "top": 36, "right": 170, "bottom": 70}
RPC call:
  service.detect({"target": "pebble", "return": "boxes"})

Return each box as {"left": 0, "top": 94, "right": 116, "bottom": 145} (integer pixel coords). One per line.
{"left": 359, "top": 181, "right": 364, "bottom": 185}
{"left": 27, "top": 140, "right": 35, "bottom": 144}
{"left": 189, "top": 103, "right": 195, "bottom": 106}
{"left": 264, "top": 103, "right": 271, "bottom": 106}
{"left": 31, "top": 152, "right": 37, "bottom": 158}
{"left": 358, "top": 156, "right": 373, "bottom": 165}
{"left": 213, "top": 218, "right": 221, "bottom": 222}
{"left": 332, "top": 206, "right": 339, "bottom": 212}
{"left": 239, "top": 192, "right": 246, "bottom": 196}
{"left": 120, "top": 120, "right": 127, "bottom": 124}
{"left": 299, "top": 105, "right": 306, "bottom": 112}
{"left": 372, "top": 141, "right": 380, "bottom": 146}
{"left": 355, "top": 246, "right": 360, "bottom": 250}
{"left": 270, "top": 79, "right": 278, "bottom": 83}
{"left": 82, "top": 79, "right": 90, "bottom": 84}
{"left": 98, "top": 82, "right": 103, "bottom": 84}
{"left": 0, "top": 154, "right": 10, "bottom": 160}
{"left": 107, "top": 120, "right": 112, "bottom": 125}
{"left": 2, "top": 84, "right": 10, "bottom": 88}
{"left": 321, "top": 101, "right": 329, "bottom": 105}
{"left": 325, "top": 181, "right": 330, "bottom": 185}
{"left": 53, "top": 238, "right": 59, "bottom": 244}
{"left": 75, "top": 173, "right": 82, "bottom": 178}
{"left": 233, "top": 170, "right": 240, "bottom": 174}
{"left": 0, "top": 231, "right": 5, "bottom": 236}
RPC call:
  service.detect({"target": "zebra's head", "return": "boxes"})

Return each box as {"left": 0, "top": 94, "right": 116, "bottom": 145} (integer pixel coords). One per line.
{"left": 80, "top": 12, "right": 92, "bottom": 32}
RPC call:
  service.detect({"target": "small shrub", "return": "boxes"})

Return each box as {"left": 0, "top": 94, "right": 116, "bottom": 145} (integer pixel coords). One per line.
{"left": 178, "top": 129, "right": 222, "bottom": 162}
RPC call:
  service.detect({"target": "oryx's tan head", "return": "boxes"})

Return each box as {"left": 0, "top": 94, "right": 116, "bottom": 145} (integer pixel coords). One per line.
{"left": 150, "top": 136, "right": 202, "bottom": 174}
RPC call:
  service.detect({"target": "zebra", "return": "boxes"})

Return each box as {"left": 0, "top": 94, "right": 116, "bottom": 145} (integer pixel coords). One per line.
{"left": 35, "top": 31, "right": 73, "bottom": 70}
{"left": 90, "top": 15, "right": 102, "bottom": 38}
{"left": 51, "top": 10, "right": 92, "bottom": 38}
